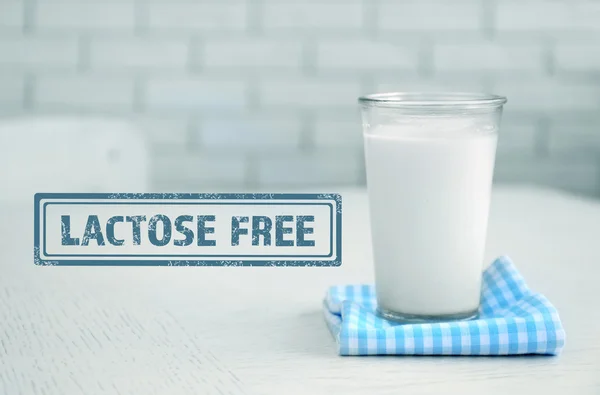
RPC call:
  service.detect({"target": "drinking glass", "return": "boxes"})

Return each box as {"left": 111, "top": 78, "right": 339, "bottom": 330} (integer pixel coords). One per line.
{"left": 359, "top": 92, "right": 507, "bottom": 322}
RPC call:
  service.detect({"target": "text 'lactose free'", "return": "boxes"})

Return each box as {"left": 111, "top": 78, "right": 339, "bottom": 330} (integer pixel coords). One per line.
{"left": 60, "top": 215, "right": 315, "bottom": 247}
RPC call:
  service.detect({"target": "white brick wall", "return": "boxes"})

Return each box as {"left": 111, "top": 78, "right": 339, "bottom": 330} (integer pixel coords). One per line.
{"left": 152, "top": 152, "right": 247, "bottom": 189}
{"left": 90, "top": 38, "right": 189, "bottom": 71}
{"left": 202, "top": 38, "right": 303, "bottom": 70}
{"left": 200, "top": 115, "right": 303, "bottom": 152}
{"left": 34, "top": 75, "right": 135, "bottom": 111}
{"left": 259, "top": 77, "right": 362, "bottom": 110}
{"left": 35, "top": 2, "right": 135, "bottom": 30}
{"left": 145, "top": 78, "right": 247, "bottom": 112}
{"left": 378, "top": 2, "right": 482, "bottom": 31}
{"left": 0, "top": 76, "right": 25, "bottom": 108}
{"left": 496, "top": 1, "right": 600, "bottom": 32}
{"left": 0, "top": 0, "right": 598, "bottom": 195}
{"left": 494, "top": 157, "right": 600, "bottom": 196}
{"left": 132, "top": 116, "right": 191, "bottom": 145}
{"left": 0, "top": 1, "right": 24, "bottom": 30}
{"left": 313, "top": 113, "right": 363, "bottom": 148}
{"left": 496, "top": 117, "right": 539, "bottom": 157}
{"left": 263, "top": 1, "right": 363, "bottom": 32}
{"left": 548, "top": 118, "right": 600, "bottom": 157}
{"left": 374, "top": 76, "right": 490, "bottom": 95}
{"left": 492, "top": 78, "right": 600, "bottom": 112}
{"left": 257, "top": 151, "right": 361, "bottom": 186}
{"left": 433, "top": 42, "right": 545, "bottom": 72}
{"left": 316, "top": 39, "right": 419, "bottom": 71}
{"left": 147, "top": 2, "right": 247, "bottom": 31}
{"left": 555, "top": 43, "right": 600, "bottom": 72}
{"left": 0, "top": 37, "right": 78, "bottom": 71}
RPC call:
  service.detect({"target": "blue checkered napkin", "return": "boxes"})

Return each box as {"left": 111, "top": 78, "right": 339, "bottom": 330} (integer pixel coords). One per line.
{"left": 323, "top": 256, "right": 565, "bottom": 356}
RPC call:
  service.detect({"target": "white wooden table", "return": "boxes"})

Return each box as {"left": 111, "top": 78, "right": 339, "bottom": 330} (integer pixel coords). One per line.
{"left": 1, "top": 185, "right": 599, "bottom": 395}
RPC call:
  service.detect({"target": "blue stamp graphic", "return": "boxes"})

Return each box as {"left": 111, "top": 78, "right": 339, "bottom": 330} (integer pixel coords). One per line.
{"left": 34, "top": 193, "right": 342, "bottom": 266}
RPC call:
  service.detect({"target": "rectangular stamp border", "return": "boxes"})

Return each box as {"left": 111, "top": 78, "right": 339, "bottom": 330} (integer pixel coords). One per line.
{"left": 34, "top": 193, "right": 342, "bottom": 267}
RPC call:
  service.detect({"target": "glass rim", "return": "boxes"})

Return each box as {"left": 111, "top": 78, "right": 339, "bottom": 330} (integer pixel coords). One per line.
{"left": 358, "top": 92, "right": 507, "bottom": 109}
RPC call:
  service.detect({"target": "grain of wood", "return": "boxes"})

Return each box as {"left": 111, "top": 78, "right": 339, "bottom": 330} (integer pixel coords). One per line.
{"left": 1, "top": 186, "right": 600, "bottom": 394}
{"left": 0, "top": 279, "right": 248, "bottom": 395}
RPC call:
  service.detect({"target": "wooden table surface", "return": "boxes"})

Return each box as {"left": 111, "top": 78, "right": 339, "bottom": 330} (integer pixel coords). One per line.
{"left": 1, "top": 185, "right": 599, "bottom": 395}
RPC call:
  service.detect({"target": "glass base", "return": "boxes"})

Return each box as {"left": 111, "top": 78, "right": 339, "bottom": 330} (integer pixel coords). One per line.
{"left": 376, "top": 306, "right": 479, "bottom": 324}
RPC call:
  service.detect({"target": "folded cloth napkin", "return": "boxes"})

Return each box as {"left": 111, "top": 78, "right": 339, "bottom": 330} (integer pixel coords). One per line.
{"left": 323, "top": 256, "right": 565, "bottom": 356}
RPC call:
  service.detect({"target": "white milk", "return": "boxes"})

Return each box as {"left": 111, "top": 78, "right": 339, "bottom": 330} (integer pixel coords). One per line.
{"left": 364, "top": 119, "right": 498, "bottom": 317}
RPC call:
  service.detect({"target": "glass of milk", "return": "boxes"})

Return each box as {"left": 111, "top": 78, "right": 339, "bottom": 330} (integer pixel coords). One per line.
{"left": 359, "top": 92, "right": 507, "bottom": 322}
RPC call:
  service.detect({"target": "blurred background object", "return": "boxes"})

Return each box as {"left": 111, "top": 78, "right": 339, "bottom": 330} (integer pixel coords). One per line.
{"left": 0, "top": 0, "right": 598, "bottom": 195}
{"left": 0, "top": 117, "right": 148, "bottom": 203}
